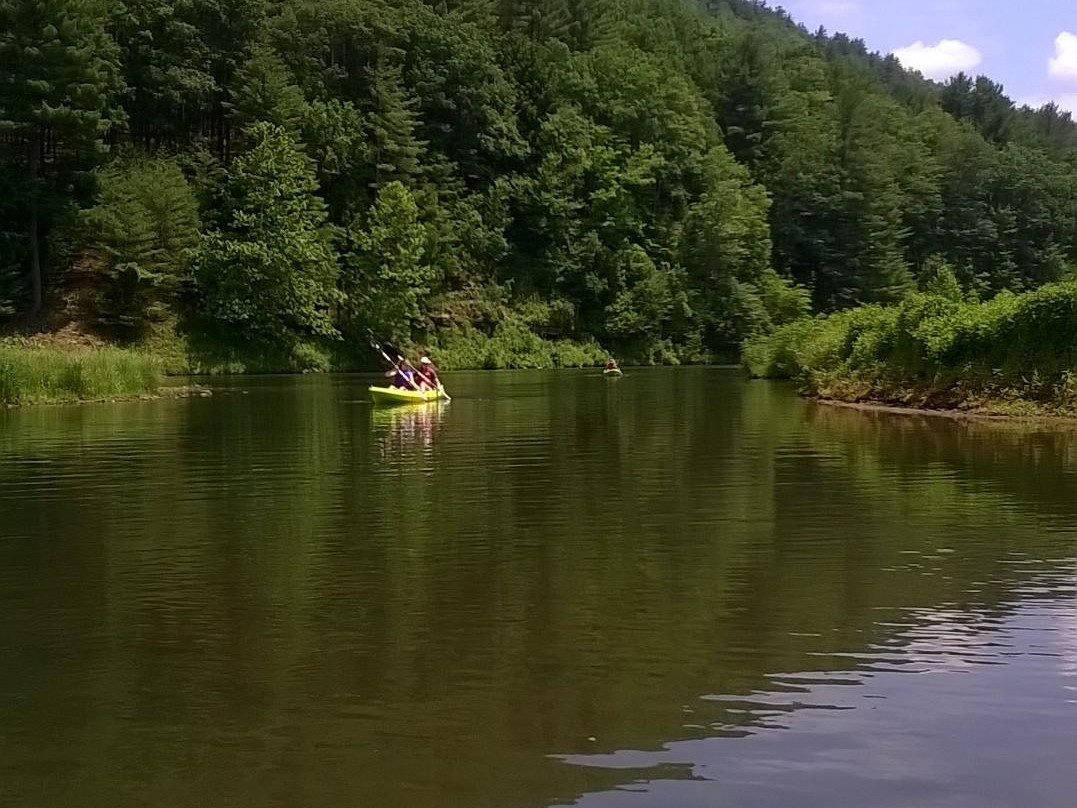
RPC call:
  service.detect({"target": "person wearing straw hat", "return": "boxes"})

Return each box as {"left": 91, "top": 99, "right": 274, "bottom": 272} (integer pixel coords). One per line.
{"left": 415, "top": 356, "right": 440, "bottom": 390}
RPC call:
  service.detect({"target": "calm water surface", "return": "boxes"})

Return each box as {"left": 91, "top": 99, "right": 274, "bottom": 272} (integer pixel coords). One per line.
{"left": 1, "top": 368, "right": 1076, "bottom": 808}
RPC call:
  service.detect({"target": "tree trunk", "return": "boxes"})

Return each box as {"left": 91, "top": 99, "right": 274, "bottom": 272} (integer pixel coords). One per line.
{"left": 29, "top": 134, "right": 42, "bottom": 321}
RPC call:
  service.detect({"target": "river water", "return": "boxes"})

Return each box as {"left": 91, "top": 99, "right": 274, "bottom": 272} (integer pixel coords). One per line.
{"left": 1, "top": 368, "right": 1075, "bottom": 808}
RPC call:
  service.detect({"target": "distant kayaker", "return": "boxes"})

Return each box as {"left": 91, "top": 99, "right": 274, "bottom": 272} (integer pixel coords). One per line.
{"left": 606, "top": 357, "right": 619, "bottom": 371}
{"left": 416, "top": 356, "right": 440, "bottom": 390}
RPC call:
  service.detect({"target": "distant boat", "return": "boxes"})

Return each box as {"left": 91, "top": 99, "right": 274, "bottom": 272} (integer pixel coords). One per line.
{"left": 604, "top": 367, "right": 623, "bottom": 377}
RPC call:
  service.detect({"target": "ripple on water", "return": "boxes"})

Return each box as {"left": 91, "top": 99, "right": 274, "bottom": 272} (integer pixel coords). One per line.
{"left": 2, "top": 370, "right": 1077, "bottom": 808}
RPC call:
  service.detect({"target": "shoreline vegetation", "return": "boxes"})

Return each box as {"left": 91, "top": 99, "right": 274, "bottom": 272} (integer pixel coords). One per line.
{"left": 0, "top": 329, "right": 617, "bottom": 405}
{"left": 744, "top": 280, "right": 1077, "bottom": 419}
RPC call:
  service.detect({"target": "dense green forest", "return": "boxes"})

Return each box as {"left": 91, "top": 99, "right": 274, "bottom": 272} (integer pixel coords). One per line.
{"left": 3, "top": 0, "right": 1077, "bottom": 372}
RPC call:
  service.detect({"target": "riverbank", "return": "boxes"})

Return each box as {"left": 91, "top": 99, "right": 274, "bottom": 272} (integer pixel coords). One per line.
{"left": 744, "top": 281, "right": 1077, "bottom": 419}
{"left": 0, "top": 323, "right": 617, "bottom": 405}
{"left": 813, "top": 397, "right": 1077, "bottom": 425}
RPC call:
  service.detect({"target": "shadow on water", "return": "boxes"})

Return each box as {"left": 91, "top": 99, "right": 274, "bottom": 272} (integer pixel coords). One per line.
{"left": 0, "top": 369, "right": 1075, "bottom": 808}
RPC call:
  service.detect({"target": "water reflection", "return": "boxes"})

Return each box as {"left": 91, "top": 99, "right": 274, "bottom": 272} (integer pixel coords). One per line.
{"left": 371, "top": 402, "right": 447, "bottom": 464}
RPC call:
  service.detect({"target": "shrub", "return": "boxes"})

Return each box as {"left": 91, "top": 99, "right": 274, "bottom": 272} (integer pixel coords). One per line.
{"left": 424, "top": 321, "right": 607, "bottom": 371}
{"left": 742, "top": 280, "right": 1077, "bottom": 412}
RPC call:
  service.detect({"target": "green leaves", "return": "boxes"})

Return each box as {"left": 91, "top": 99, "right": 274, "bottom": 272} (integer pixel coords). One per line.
{"left": 227, "top": 43, "right": 305, "bottom": 134}
{"left": 339, "top": 181, "right": 434, "bottom": 342}
{"left": 745, "top": 280, "right": 1077, "bottom": 412}
{"left": 0, "top": 0, "right": 125, "bottom": 316}
{"left": 193, "top": 122, "right": 339, "bottom": 346}
{"left": 82, "top": 157, "right": 201, "bottom": 335}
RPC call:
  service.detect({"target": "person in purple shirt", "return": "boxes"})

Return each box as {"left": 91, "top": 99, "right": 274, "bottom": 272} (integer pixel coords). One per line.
{"left": 385, "top": 360, "right": 416, "bottom": 390}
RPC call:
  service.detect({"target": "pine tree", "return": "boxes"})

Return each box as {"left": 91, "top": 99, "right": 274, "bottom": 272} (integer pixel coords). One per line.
{"left": 340, "top": 181, "right": 433, "bottom": 342}
{"left": 716, "top": 31, "right": 779, "bottom": 168}
{"left": 228, "top": 43, "right": 306, "bottom": 135}
{"left": 82, "top": 158, "right": 201, "bottom": 335}
{"left": 193, "top": 123, "right": 339, "bottom": 346}
{"left": 367, "top": 61, "right": 426, "bottom": 188}
{"left": 0, "top": 0, "right": 124, "bottom": 320}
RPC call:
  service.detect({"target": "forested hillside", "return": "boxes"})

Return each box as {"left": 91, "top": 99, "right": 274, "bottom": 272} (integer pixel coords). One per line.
{"left": 3, "top": 0, "right": 1077, "bottom": 370}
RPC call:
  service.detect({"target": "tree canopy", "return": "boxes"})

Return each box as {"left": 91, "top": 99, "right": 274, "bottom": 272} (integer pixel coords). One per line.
{"left": 3, "top": 0, "right": 1077, "bottom": 364}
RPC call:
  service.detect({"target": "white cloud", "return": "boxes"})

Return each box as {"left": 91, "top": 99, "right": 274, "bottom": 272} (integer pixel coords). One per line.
{"left": 892, "top": 39, "right": 983, "bottom": 80}
{"left": 1048, "top": 31, "right": 1077, "bottom": 80}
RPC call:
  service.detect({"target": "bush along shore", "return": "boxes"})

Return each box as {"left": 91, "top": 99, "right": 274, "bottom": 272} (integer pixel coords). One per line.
{"left": 743, "top": 281, "right": 1077, "bottom": 418}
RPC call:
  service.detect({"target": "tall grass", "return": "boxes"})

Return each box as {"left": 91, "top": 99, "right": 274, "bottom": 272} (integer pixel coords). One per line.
{"left": 0, "top": 346, "right": 162, "bottom": 405}
{"left": 743, "top": 281, "right": 1077, "bottom": 414}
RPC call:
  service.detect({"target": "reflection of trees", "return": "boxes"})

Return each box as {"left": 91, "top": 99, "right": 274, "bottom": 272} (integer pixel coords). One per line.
{"left": 0, "top": 370, "right": 1076, "bottom": 808}
{"left": 802, "top": 403, "right": 1077, "bottom": 522}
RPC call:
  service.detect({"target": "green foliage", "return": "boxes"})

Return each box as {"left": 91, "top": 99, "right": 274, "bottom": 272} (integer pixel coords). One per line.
{"left": 367, "top": 62, "right": 427, "bottom": 188}
{"left": 917, "top": 255, "right": 964, "bottom": 301}
{"left": 603, "top": 246, "right": 681, "bottom": 348}
{"left": 228, "top": 43, "right": 306, "bottom": 134}
{"left": 193, "top": 122, "right": 339, "bottom": 349}
{"left": 339, "top": 181, "right": 433, "bottom": 342}
{"left": 300, "top": 99, "right": 373, "bottom": 219}
{"left": 0, "top": 0, "right": 124, "bottom": 316}
{"left": 0, "top": 344, "right": 161, "bottom": 404}
{"left": 0, "top": 0, "right": 124, "bottom": 145}
{"left": 113, "top": 0, "right": 265, "bottom": 143}
{"left": 744, "top": 281, "right": 1077, "bottom": 413}
{"left": 426, "top": 320, "right": 607, "bottom": 370}
{"left": 677, "top": 163, "right": 779, "bottom": 349}
{"left": 81, "top": 157, "right": 201, "bottom": 336}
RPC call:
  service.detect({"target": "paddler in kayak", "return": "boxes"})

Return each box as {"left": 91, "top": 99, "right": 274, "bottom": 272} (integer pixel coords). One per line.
{"left": 416, "top": 356, "right": 440, "bottom": 391}
{"left": 385, "top": 359, "right": 417, "bottom": 390}
{"left": 605, "top": 357, "right": 619, "bottom": 372}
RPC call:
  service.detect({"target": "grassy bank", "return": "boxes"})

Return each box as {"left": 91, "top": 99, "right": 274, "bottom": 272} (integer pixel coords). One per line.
{"left": 0, "top": 344, "right": 162, "bottom": 405}
{"left": 0, "top": 324, "right": 613, "bottom": 404}
{"left": 743, "top": 282, "right": 1077, "bottom": 416}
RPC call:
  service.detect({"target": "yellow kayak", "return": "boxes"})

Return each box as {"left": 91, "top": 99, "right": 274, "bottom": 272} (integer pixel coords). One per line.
{"left": 368, "top": 385, "right": 448, "bottom": 406}
{"left": 604, "top": 368, "right": 623, "bottom": 377}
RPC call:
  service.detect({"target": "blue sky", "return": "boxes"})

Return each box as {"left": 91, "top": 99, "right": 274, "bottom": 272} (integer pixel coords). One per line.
{"left": 777, "top": 0, "right": 1077, "bottom": 111}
